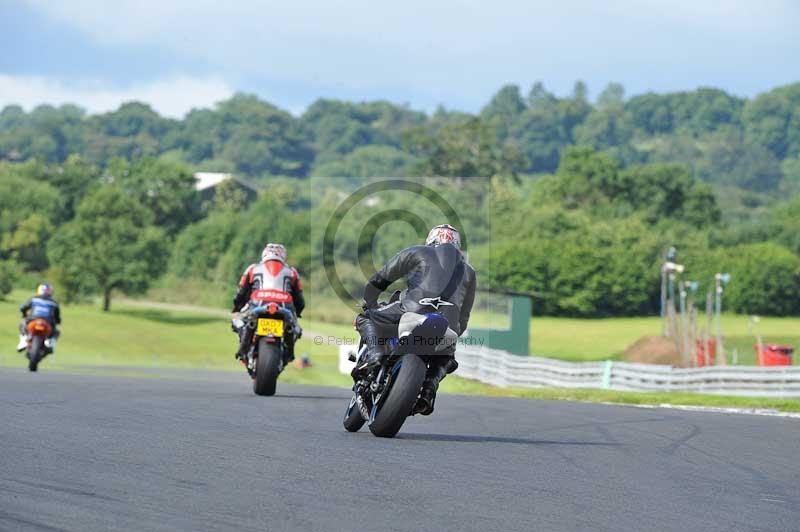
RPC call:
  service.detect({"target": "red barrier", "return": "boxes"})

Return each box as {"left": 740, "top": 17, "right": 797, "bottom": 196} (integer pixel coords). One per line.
{"left": 755, "top": 344, "right": 793, "bottom": 366}
{"left": 695, "top": 339, "right": 716, "bottom": 367}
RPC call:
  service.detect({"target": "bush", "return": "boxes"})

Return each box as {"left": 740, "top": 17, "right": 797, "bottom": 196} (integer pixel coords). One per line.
{"left": 687, "top": 243, "right": 800, "bottom": 316}
{"left": 484, "top": 217, "right": 664, "bottom": 317}
{"left": 0, "top": 259, "right": 20, "bottom": 299}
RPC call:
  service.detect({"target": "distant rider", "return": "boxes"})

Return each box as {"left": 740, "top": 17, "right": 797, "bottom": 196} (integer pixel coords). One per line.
{"left": 17, "top": 283, "right": 61, "bottom": 352}
{"left": 232, "top": 243, "right": 305, "bottom": 361}
{"left": 354, "top": 224, "right": 476, "bottom": 415}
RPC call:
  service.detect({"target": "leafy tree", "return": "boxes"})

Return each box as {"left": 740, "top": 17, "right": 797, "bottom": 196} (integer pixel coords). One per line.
{"left": 528, "top": 81, "right": 557, "bottom": 109}
{"left": 506, "top": 82, "right": 591, "bottom": 173}
{"left": 217, "top": 95, "right": 313, "bottom": 176}
{"left": 512, "top": 105, "right": 568, "bottom": 173}
{"left": 597, "top": 83, "right": 625, "bottom": 109}
{"left": 302, "top": 99, "right": 425, "bottom": 165}
{"left": 106, "top": 157, "right": 199, "bottom": 235}
{"left": 168, "top": 211, "right": 244, "bottom": 282}
{"left": 170, "top": 94, "right": 314, "bottom": 177}
{"left": 544, "top": 146, "right": 719, "bottom": 225}
{"left": 574, "top": 96, "right": 635, "bottom": 162}
{"left": 617, "top": 164, "right": 720, "bottom": 226}
{"left": 46, "top": 155, "right": 101, "bottom": 219}
{"left": 485, "top": 216, "right": 663, "bottom": 316}
{"left": 217, "top": 196, "right": 311, "bottom": 285}
{"left": 626, "top": 93, "right": 674, "bottom": 135}
{"left": 687, "top": 243, "right": 800, "bottom": 316}
{"left": 84, "top": 102, "right": 176, "bottom": 164}
{"left": 0, "top": 259, "right": 20, "bottom": 300}
{"left": 545, "top": 146, "right": 620, "bottom": 209}
{"left": 480, "top": 84, "right": 526, "bottom": 140}
{"left": 404, "top": 118, "right": 526, "bottom": 177}
{"left": 743, "top": 83, "right": 800, "bottom": 160}
{"left": 686, "top": 127, "right": 783, "bottom": 190}
{"left": 47, "top": 187, "right": 168, "bottom": 310}
{"left": 0, "top": 104, "right": 87, "bottom": 163}
{"left": 210, "top": 178, "right": 250, "bottom": 212}
{"left": 0, "top": 169, "right": 64, "bottom": 270}
{"left": 311, "top": 145, "right": 417, "bottom": 177}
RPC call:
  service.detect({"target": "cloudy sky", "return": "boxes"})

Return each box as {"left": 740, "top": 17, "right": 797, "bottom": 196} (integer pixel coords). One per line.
{"left": 1, "top": 0, "right": 798, "bottom": 117}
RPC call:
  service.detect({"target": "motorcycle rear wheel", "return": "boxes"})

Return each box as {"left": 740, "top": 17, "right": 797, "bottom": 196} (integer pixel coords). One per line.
{"left": 28, "top": 336, "right": 44, "bottom": 372}
{"left": 253, "top": 338, "right": 282, "bottom": 396}
{"left": 368, "top": 354, "right": 426, "bottom": 438}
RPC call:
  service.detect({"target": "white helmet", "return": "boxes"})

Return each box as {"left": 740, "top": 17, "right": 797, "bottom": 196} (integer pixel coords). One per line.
{"left": 425, "top": 224, "right": 461, "bottom": 249}
{"left": 36, "top": 283, "right": 53, "bottom": 297}
{"left": 261, "top": 243, "right": 287, "bottom": 263}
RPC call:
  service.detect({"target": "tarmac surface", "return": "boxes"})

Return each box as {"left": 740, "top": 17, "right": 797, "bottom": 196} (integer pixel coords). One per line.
{"left": 1, "top": 368, "right": 798, "bottom": 532}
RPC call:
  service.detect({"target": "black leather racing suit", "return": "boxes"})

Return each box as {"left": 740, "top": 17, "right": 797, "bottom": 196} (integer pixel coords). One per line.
{"left": 356, "top": 243, "right": 477, "bottom": 401}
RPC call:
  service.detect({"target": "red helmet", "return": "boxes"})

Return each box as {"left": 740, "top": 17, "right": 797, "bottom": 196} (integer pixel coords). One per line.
{"left": 425, "top": 224, "right": 461, "bottom": 249}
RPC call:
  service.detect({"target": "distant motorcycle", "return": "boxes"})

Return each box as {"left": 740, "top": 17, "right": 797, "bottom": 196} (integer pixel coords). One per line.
{"left": 344, "top": 301, "right": 458, "bottom": 438}
{"left": 234, "top": 301, "right": 300, "bottom": 396}
{"left": 24, "top": 319, "right": 55, "bottom": 372}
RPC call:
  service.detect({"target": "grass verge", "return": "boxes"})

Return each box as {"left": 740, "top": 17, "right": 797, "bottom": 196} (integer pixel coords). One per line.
{"left": 2, "top": 291, "right": 798, "bottom": 413}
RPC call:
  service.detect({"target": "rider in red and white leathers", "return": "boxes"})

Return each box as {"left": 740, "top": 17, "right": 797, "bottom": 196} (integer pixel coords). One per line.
{"left": 232, "top": 243, "right": 305, "bottom": 360}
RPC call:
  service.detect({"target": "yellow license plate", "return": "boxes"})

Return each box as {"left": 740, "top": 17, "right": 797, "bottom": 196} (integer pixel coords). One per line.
{"left": 256, "top": 318, "right": 284, "bottom": 337}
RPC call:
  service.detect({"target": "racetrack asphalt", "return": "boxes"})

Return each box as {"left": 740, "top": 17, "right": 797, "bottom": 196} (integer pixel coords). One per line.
{"left": 1, "top": 368, "right": 798, "bottom": 532}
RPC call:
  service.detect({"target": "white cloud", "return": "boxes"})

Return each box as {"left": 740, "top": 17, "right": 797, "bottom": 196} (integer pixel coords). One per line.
{"left": 0, "top": 75, "right": 234, "bottom": 117}
{"left": 15, "top": 0, "right": 800, "bottom": 109}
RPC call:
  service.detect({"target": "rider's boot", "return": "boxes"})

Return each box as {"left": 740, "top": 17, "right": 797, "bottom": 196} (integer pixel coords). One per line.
{"left": 285, "top": 334, "right": 296, "bottom": 363}
{"left": 235, "top": 327, "right": 253, "bottom": 360}
{"left": 16, "top": 334, "right": 27, "bottom": 352}
{"left": 414, "top": 358, "right": 459, "bottom": 416}
{"left": 352, "top": 316, "right": 384, "bottom": 376}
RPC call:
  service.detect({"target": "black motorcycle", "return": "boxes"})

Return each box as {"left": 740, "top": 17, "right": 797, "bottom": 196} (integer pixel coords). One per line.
{"left": 343, "top": 306, "right": 458, "bottom": 438}
{"left": 235, "top": 302, "right": 299, "bottom": 396}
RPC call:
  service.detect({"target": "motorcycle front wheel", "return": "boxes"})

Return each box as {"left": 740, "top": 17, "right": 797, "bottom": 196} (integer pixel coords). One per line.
{"left": 343, "top": 393, "right": 366, "bottom": 432}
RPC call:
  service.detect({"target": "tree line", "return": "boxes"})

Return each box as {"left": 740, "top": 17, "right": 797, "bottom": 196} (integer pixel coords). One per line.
{"left": 2, "top": 81, "right": 800, "bottom": 193}
{"left": 1, "top": 81, "right": 800, "bottom": 316}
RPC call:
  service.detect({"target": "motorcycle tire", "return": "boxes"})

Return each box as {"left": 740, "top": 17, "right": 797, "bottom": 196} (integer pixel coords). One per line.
{"left": 28, "top": 336, "right": 44, "bottom": 372}
{"left": 253, "top": 338, "right": 282, "bottom": 396}
{"left": 343, "top": 393, "right": 366, "bottom": 432}
{"left": 368, "top": 354, "right": 426, "bottom": 438}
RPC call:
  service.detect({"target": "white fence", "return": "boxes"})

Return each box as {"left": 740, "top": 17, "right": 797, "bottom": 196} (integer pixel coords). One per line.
{"left": 456, "top": 345, "right": 800, "bottom": 398}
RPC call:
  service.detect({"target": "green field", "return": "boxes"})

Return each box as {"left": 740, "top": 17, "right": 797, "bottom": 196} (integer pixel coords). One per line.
{"left": 0, "top": 290, "right": 355, "bottom": 386}
{"left": 2, "top": 290, "right": 798, "bottom": 412}
{"left": 530, "top": 316, "right": 800, "bottom": 364}
{"left": 306, "top": 299, "right": 800, "bottom": 363}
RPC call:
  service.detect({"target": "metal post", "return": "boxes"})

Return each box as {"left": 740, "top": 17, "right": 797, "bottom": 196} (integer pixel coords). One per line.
{"left": 705, "top": 291, "right": 713, "bottom": 366}
{"left": 660, "top": 265, "right": 667, "bottom": 336}
{"left": 715, "top": 275, "right": 721, "bottom": 362}
{"left": 714, "top": 273, "right": 730, "bottom": 366}
{"left": 679, "top": 281, "right": 688, "bottom": 364}
{"left": 661, "top": 247, "right": 677, "bottom": 337}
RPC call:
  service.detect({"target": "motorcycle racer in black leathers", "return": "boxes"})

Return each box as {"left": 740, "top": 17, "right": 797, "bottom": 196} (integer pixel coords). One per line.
{"left": 354, "top": 224, "right": 476, "bottom": 415}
